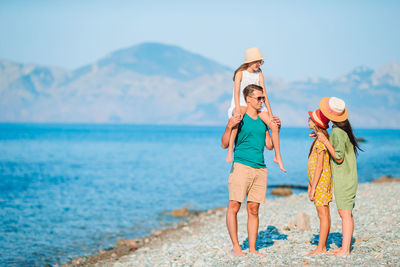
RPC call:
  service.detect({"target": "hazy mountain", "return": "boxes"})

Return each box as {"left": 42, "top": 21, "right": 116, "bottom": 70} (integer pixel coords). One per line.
{"left": 1, "top": 42, "right": 399, "bottom": 128}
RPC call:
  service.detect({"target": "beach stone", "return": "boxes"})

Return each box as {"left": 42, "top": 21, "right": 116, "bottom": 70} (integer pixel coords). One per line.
{"left": 271, "top": 187, "right": 292, "bottom": 196}
{"left": 373, "top": 175, "right": 400, "bottom": 183}
{"left": 92, "top": 183, "right": 400, "bottom": 267}
{"left": 71, "top": 258, "right": 81, "bottom": 265}
{"left": 296, "top": 212, "right": 311, "bottom": 231}
{"left": 171, "top": 207, "right": 190, "bottom": 217}
{"left": 194, "top": 259, "right": 205, "bottom": 266}
{"left": 127, "top": 239, "right": 137, "bottom": 246}
{"left": 287, "top": 221, "right": 296, "bottom": 230}
{"left": 116, "top": 238, "right": 128, "bottom": 247}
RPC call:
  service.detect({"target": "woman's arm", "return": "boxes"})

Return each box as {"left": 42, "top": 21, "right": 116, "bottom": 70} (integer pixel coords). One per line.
{"left": 316, "top": 132, "right": 344, "bottom": 163}
{"left": 309, "top": 149, "right": 325, "bottom": 201}
{"left": 259, "top": 72, "right": 273, "bottom": 115}
{"left": 233, "top": 71, "right": 243, "bottom": 116}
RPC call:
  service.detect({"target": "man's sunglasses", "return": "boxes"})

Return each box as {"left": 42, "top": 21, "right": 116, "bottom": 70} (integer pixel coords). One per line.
{"left": 249, "top": 96, "right": 265, "bottom": 102}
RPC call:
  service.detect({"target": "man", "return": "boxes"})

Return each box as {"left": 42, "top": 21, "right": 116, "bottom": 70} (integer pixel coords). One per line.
{"left": 221, "top": 84, "right": 281, "bottom": 256}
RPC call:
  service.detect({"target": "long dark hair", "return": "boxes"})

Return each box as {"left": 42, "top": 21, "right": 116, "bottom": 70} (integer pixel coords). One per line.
{"left": 334, "top": 119, "right": 363, "bottom": 156}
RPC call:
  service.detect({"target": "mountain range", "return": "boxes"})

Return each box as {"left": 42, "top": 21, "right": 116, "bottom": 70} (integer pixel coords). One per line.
{"left": 1, "top": 42, "right": 399, "bottom": 128}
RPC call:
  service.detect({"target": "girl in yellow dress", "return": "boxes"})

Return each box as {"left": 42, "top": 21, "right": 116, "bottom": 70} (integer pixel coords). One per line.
{"left": 307, "top": 108, "right": 333, "bottom": 255}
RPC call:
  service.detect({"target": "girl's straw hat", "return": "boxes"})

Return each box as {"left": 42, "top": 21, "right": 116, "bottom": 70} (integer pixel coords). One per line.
{"left": 308, "top": 109, "right": 330, "bottom": 129}
{"left": 244, "top": 47, "right": 264, "bottom": 64}
{"left": 319, "top": 97, "right": 348, "bottom": 122}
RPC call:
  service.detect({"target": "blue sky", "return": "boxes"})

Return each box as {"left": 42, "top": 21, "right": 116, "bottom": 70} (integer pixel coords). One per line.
{"left": 1, "top": 0, "right": 399, "bottom": 80}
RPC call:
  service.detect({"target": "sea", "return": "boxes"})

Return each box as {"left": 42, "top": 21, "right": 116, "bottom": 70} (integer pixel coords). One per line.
{"left": 0, "top": 123, "right": 399, "bottom": 266}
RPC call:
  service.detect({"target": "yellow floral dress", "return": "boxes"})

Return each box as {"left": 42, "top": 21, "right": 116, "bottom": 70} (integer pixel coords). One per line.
{"left": 308, "top": 140, "right": 333, "bottom": 206}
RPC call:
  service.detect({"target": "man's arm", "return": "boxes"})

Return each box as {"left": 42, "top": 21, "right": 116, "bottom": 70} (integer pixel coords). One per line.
{"left": 221, "top": 115, "right": 241, "bottom": 149}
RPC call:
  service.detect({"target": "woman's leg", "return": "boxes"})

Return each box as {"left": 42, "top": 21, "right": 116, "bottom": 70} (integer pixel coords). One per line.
{"left": 334, "top": 209, "right": 354, "bottom": 256}
{"left": 307, "top": 205, "right": 330, "bottom": 255}
{"left": 226, "top": 106, "right": 247, "bottom": 163}
{"left": 258, "top": 111, "right": 286, "bottom": 172}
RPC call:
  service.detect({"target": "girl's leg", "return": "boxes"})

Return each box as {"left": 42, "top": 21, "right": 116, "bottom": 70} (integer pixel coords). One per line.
{"left": 226, "top": 106, "right": 247, "bottom": 163}
{"left": 307, "top": 205, "right": 330, "bottom": 255}
{"left": 226, "top": 128, "right": 237, "bottom": 162}
{"left": 258, "top": 111, "right": 286, "bottom": 172}
{"left": 334, "top": 209, "right": 354, "bottom": 256}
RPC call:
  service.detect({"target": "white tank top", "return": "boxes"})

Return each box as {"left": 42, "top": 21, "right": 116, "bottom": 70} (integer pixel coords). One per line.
{"left": 228, "top": 70, "right": 260, "bottom": 117}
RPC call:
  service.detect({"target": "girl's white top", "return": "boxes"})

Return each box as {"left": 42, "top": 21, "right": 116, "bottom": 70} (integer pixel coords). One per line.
{"left": 228, "top": 70, "right": 267, "bottom": 117}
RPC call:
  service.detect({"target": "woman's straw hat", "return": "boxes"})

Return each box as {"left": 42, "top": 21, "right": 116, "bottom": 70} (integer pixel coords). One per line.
{"left": 244, "top": 47, "right": 264, "bottom": 64}
{"left": 308, "top": 109, "right": 330, "bottom": 129}
{"left": 319, "top": 97, "right": 348, "bottom": 122}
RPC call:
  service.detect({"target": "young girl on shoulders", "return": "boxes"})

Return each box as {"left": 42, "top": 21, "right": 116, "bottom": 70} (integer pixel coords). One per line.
{"left": 316, "top": 97, "right": 362, "bottom": 256}
{"left": 307, "top": 108, "right": 332, "bottom": 255}
{"left": 226, "top": 47, "right": 286, "bottom": 172}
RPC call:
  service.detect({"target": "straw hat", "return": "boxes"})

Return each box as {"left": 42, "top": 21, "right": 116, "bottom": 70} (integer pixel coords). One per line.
{"left": 319, "top": 97, "right": 348, "bottom": 122}
{"left": 244, "top": 47, "right": 264, "bottom": 64}
{"left": 308, "top": 109, "right": 330, "bottom": 129}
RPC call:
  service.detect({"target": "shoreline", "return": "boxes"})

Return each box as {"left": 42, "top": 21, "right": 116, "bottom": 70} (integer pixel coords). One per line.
{"left": 62, "top": 207, "right": 227, "bottom": 266}
{"left": 63, "top": 178, "right": 400, "bottom": 266}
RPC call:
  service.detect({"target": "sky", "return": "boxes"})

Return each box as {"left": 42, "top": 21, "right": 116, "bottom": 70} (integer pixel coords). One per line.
{"left": 1, "top": 0, "right": 399, "bottom": 80}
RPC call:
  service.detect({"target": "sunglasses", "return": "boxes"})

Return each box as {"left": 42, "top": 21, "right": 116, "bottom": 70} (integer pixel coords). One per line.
{"left": 249, "top": 96, "right": 265, "bottom": 102}
{"left": 254, "top": 60, "right": 264, "bottom": 65}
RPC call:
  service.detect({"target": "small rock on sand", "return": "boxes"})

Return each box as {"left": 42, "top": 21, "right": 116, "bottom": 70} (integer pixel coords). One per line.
{"left": 373, "top": 175, "right": 400, "bottom": 183}
{"left": 171, "top": 208, "right": 190, "bottom": 217}
{"left": 271, "top": 187, "right": 292, "bottom": 196}
{"left": 296, "top": 212, "right": 311, "bottom": 231}
{"left": 116, "top": 238, "right": 128, "bottom": 247}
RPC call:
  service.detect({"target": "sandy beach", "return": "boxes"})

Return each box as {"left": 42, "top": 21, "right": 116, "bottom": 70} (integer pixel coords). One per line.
{"left": 65, "top": 181, "right": 400, "bottom": 266}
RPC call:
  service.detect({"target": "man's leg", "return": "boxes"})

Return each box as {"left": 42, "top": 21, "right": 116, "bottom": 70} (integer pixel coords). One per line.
{"left": 226, "top": 200, "right": 244, "bottom": 256}
{"left": 246, "top": 201, "right": 262, "bottom": 254}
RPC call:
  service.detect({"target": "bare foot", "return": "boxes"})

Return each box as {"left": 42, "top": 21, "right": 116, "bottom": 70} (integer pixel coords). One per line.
{"left": 226, "top": 150, "right": 233, "bottom": 163}
{"left": 249, "top": 250, "right": 263, "bottom": 255}
{"left": 231, "top": 246, "right": 245, "bottom": 257}
{"left": 273, "top": 156, "right": 287, "bottom": 172}
{"left": 334, "top": 249, "right": 350, "bottom": 257}
{"left": 328, "top": 247, "right": 342, "bottom": 254}
{"left": 306, "top": 248, "right": 327, "bottom": 255}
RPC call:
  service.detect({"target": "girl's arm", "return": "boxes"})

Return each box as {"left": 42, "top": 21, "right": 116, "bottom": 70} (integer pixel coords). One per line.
{"left": 259, "top": 72, "right": 273, "bottom": 115}
{"left": 233, "top": 71, "right": 243, "bottom": 115}
{"left": 264, "top": 130, "right": 273, "bottom": 150}
{"left": 316, "top": 132, "right": 344, "bottom": 163}
{"left": 309, "top": 149, "right": 325, "bottom": 201}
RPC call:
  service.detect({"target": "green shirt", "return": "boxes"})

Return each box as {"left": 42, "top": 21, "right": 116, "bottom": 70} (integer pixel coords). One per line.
{"left": 330, "top": 126, "right": 358, "bottom": 210}
{"left": 234, "top": 113, "right": 267, "bottom": 168}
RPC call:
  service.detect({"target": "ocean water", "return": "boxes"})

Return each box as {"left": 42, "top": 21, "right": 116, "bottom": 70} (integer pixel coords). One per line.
{"left": 0, "top": 123, "right": 399, "bottom": 266}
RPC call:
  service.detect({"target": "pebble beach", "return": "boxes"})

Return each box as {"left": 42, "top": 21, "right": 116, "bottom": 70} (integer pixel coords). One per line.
{"left": 67, "top": 182, "right": 400, "bottom": 266}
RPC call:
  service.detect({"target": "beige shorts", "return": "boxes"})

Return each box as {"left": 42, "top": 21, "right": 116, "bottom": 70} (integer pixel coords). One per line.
{"left": 228, "top": 162, "right": 267, "bottom": 204}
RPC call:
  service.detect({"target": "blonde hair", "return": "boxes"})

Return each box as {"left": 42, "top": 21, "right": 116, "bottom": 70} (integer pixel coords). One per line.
{"left": 233, "top": 63, "right": 262, "bottom": 81}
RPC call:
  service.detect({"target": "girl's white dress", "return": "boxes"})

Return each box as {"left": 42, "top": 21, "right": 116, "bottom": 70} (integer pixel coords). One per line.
{"left": 227, "top": 70, "right": 267, "bottom": 118}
